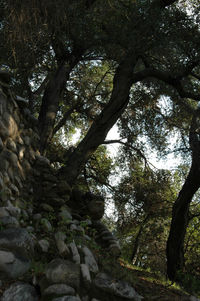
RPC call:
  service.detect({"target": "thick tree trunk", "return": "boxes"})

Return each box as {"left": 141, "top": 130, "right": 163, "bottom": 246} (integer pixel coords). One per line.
{"left": 166, "top": 164, "right": 200, "bottom": 281}
{"left": 38, "top": 54, "right": 82, "bottom": 154}
{"left": 59, "top": 55, "right": 136, "bottom": 183}
{"left": 167, "top": 111, "right": 200, "bottom": 281}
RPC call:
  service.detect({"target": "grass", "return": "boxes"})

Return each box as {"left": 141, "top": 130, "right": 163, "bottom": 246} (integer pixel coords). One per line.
{"left": 105, "top": 258, "right": 199, "bottom": 301}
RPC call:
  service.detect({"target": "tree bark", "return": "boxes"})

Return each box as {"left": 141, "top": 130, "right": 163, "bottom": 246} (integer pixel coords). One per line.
{"left": 167, "top": 110, "right": 200, "bottom": 281}
{"left": 38, "top": 53, "right": 82, "bottom": 154}
{"left": 59, "top": 54, "right": 137, "bottom": 183}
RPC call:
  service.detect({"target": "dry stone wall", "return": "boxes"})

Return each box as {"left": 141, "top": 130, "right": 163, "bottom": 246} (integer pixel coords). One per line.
{"left": 0, "top": 72, "right": 40, "bottom": 204}
{"left": 0, "top": 73, "right": 144, "bottom": 301}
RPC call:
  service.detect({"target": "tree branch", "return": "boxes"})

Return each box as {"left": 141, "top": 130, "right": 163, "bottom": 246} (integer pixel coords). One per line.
{"left": 132, "top": 68, "right": 200, "bottom": 101}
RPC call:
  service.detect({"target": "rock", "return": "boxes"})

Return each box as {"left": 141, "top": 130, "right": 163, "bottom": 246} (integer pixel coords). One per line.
{"left": 82, "top": 246, "right": 99, "bottom": 274}
{"left": 35, "top": 155, "right": 50, "bottom": 166}
{"left": 24, "top": 136, "right": 31, "bottom": 146}
{"left": 69, "top": 242, "right": 81, "bottom": 264}
{"left": 1, "top": 282, "right": 38, "bottom": 301}
{"left": 52, "top": 296, "right": 81, "bottom": 301}
{"left": 0, "top": 250, "right": 30, "bottom": 279}
{"left": 0, "top": 228, "right": 34, "bottom": 258}
{"left": 41, "top": 218, "right": 53, "bottom": 232}
{"left": 81, "top": 263, "right": 91, "bottom": 289}
{"left": 16, "top": 95, "right": 29, "bottom": 104}
{"left": 0, "top": 207, "right": 10, "bottom": 218}
{"left": 56, "top": 240, "right": 70, "bottom": 256}
{"left": 0, "top": 175, "right": 3, "bottom": 189}
{"left": 108, "top": 244, "right": 121, "bottom": 257}
{"left": 55, "top": 232, "right": 70, "bottom": 255}
{"left": 38, "top": 239, "right": 50, "bottom": 252}
{"left": 55, "top": 231, "right": 66, "bottom": 241}
{"left": 43, "top": 284, "right": 75, "bottom": 299}
{"left": 70, "top": 224, "right": 78, "bottom": 231}
{"left": 40, "top": 203, "right": 54, "bottom": 212}
{"left": 94, "top": 272, "right": 143, "bottom": 301}
{"left": 59, "top": 207, "right": 72, "bottom": 221}
{"left": 6, "top": 205, "right": 21, "bottom": 218}
{"left": 33, "top": 213, "right": 42, "bottom": 221}
{"left": 0, "top": 137, "right": 3, "bottom": 151}
{"left": 6, "top": 137, "right": 17, "bottom": 152}
{"left": 45, "top": 259, "right": 80, "bottom": 290}
{"left": 0, "top": 216, "right": 20, "bottom": 228}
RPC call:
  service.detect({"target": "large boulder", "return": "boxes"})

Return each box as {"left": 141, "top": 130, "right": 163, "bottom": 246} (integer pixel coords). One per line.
{"left": 45, "top": 259, "right": 80, "bottom": 290}
{"left": 0, "top": 228, "right": 34, "bottom": 258}
{"left": 1, "top": 282, "right": 38, "bottom": 301}
{"left": 0, "top": 228, "right": 34, "bottom": 279}
{"left": 42, "top": 284, "right": 75, "bottom": 300}
{"left": 0, "top": 250, "right": 30, "bottom": 279}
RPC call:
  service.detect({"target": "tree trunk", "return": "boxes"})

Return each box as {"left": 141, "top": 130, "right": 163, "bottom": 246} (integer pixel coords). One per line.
{"left": 38, "top": 53, "right": 82, "bottom": 154}
{"left": 131, "top": 214, "right": 150, "bottom": 263}
{"left": 167, "top": 111, "right": 200, "bottom": 281}
{"left": 166, "top": 164, "right": 200, "bottom": 281}
{"left": 59, "top": 55, "right": 136, "bottom": 183}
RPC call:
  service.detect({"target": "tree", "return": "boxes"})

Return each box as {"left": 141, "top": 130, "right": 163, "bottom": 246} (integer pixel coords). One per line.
{"left": 167, "top": 107, "right": 200, "bottom": 281}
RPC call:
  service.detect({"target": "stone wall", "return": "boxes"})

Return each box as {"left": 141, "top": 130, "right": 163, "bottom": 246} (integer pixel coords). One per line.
{"left": 0, "top": 72, "right": 39, "bottom": 204}
{"left": 0, "top": 73, "right": 143, "bottom": 301}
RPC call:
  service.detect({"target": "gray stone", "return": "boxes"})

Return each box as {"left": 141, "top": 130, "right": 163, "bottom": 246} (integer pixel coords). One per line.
{"left": 55, "top": 232, "right": 70, "bottom": 255}
{"left": 94, "top": 272, "right": 143, "bottom": 301}
{"left": 70, "top": 224, "right": 78, "bottom": 231}
{"left": 0, "top": 136, "right": 3, "bottom": 151}
{"left": 1, "top": 282, "right": 38, "bottom": 301}
{"left": 43, "top": 284, "right": 75, "bottom": 298}
{"left": 33, "top": 213, "right": 42, "bottom": 220}
{"left": 45, "top": 259, "right": 80, "bottom": 290}
{"left": 24, "top": 136, "right": 31, "bottom": 146}
{"left": 82, "top": 246, "right": 98, "bottom": 273}
{"left": 35, "top": 155, "right": 50, "bottom": 166}
{"left": 26, "top": 226, "right": 35, "bottom": 233}
{"left": 6, "top": 138, "right": 17, "bottom": 152}
{"left": 41, "top": 218, "right": 53, "bottom": 232}
{"left": 52, "top": 297, "right": 81, "bottom": 301}
{"left": 6, "top": 205, "right": 21, "bottom": 218}
{"left": 55, "top": 231, "right": 66, "bottom": 241}
{"left": 0, "top": 250, "right": 30, "bottom": 279}
{"left": 0, "top": 158, "right": 9, "bottom": 172}
{"left": 80, "top": 264, "right": 91, "bottom": 289}
{"left": 0, "top": 175, "right": 3, "bottom": 189}
{"left": 108, "top": 244, "right": 121, "bottom": 257}
{"left": 0, "top": 216, "right": 20, "bottom": 228}
{"left": 10, "top": 184, "right": 19, "bottom": 196}
{"left": 69, "top": 242, "right": 80, "bottom": 264}
{"left": 59, "top": 207, "right": 72, "bottom": 222}
{"left": 38, "top": 239, "right": 50, "bottom": 252}
{"left": 16, "top": 95, "right": 29, "bottom": 104}
{"left": 0, "top": 207, "right": 10, "bottom": 218}
{"left": 56, "top": 240, "right": 70, "bottom": 256}
{"left": 0, "top": 228, "right": 34, "bottom": 258}
{"left": 14, "top": 176, "right": 23, "bottom": 189}
{"left": 41, "top": 203, "right": 54, "bottom": 212}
